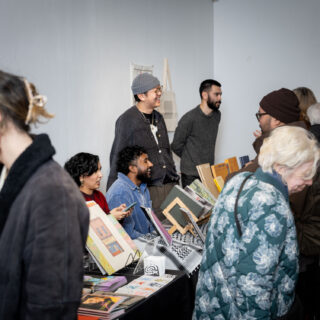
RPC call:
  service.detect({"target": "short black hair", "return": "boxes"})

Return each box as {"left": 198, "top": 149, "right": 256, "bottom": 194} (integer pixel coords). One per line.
{"left": 64, "top": 152, "right": 99, "bottom": 186}
{"left": 134, "top": 94, "right": 141, "bottom": 102}
{"left": 117, "top": 145, "right": 147, "bottom": 175}
{"left": 199, "top": 79, "right": 221, "bottom": 99}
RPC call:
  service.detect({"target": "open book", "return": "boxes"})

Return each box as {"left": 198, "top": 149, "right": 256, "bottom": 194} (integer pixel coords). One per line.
{"left": 86, "top": 201, "right": 140, "bottom": 275}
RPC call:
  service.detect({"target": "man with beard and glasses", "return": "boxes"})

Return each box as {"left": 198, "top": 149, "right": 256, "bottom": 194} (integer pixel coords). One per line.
{"left": 106, "top": 145, "right": 154, "bottom": 239}
{"left": 171, "top": 79, "right": 222, "bottom": 188}
{"left": 226, "top": 88, "right": 302, "bottom": 179}
{"left": 107, "top": 73, "right": 179, "bottom": 221}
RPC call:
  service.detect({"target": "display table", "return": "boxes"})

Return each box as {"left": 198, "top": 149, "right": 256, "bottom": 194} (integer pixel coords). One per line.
{"left": 115, "top": 269, "right": 198, "bottom": 320}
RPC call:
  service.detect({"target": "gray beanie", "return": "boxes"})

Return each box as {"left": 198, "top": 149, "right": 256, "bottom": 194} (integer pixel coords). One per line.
{"left": 131, "top": 73, "right": 160, "bottom": 95}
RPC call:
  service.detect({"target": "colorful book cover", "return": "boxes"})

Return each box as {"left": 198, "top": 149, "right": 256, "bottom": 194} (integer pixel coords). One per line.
{"left": 160, "top": 185, "right": 206, "bottom": 228}
{"left": 115, "top": 274, "right": 175, "bottom": 297}
{"left": 83, "top": 275, "right": 127, "bottom": 292}
{"left": 225, "top": 157, "right": 239, "bottom": 173}
{"left": 141, "top": 206, "right": 172, "bottom": 246}
{"left": 211, "top": 162, "right": 229, "bottom": 181}
{"left": 196, "top": 163, "right": 220, "bottom": 199}
{"left": 239, "top": 155, "right": 250, "bottom": 168}
{"left": 86, "top": 201, "right": 140, "bottom": 275}
{"left": 189, "top": 179, "right": 216, "bottom": 205}
{"left": 214, "top": 176, "right": 225, "bottom": 193}
{"left": 80, "top": 293, "right": 126, "bottom": 313}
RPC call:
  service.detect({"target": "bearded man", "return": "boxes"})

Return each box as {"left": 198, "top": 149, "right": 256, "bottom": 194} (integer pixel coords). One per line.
{"left": 171, "top": 79, "right": 222, "bottom": 188}
{"left": 106, "top": 145, "right": 154, "bottom": 239}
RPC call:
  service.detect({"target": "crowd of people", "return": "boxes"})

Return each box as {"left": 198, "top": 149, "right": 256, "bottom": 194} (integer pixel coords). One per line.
{"left": 0, "top": 68, "right": 319, "bottom": 320}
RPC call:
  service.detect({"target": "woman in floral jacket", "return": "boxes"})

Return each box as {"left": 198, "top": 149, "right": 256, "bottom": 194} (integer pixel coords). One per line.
{"left": 193, "top": 126, "right": 320, "bottom": 320}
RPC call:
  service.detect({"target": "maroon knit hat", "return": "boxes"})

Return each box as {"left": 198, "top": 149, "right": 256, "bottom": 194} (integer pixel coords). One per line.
{"left": 260, "top": 88, "right": 300, "bottom": 124}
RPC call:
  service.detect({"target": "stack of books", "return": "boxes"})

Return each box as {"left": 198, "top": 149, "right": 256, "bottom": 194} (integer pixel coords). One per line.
{"left": 83, "top": 275, "right": 127, "bottom": 293}
{"left": 78, "top": 293, "right": 127, "bottom": 320}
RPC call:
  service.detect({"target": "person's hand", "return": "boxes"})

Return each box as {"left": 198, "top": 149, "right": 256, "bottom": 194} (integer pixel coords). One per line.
{"left": 244, "top": 160, "right": 254, "bottom": 168}
{"left": 110, "top": 204, "right": 130, "bottom": 220}
{"left": 253, "top": 130, "right": 262, "bottom": 138}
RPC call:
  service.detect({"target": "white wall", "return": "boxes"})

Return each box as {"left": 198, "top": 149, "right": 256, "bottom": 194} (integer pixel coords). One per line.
{"left": 213, "top": 0, "right": 320, "bottom": 163}
{"left": 0, "top": 0, "right": 214, "bottom": 190}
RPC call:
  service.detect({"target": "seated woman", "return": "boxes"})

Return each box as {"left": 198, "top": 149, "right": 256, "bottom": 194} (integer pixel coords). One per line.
{"left": 193, "top": 126, "right": 320, "bottom": 319}
{"left": 65, "top": 152, "right": 130, "bottom": 220}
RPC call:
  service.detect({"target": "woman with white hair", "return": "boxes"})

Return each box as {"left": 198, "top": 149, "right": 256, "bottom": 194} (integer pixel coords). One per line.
{"left": 193, "top": 126, "right": 320, "bottom": 320}
{"left": 0, "top": 70, "right": 89, "bottom": 319}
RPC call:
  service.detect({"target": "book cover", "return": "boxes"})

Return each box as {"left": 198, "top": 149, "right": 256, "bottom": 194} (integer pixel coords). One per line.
{"left": 213, "top": 176, "right": 225, "bottom": 193}
{"left": 225, "top": 157, "right": 239, "bottom": 173}
{"left": 184, "top": 186, "right": 213, "bottom": 214}
{"left": 83, "top": 275, "right": 127, "bottom": 292}
{"left": 211, "top": 162, "right": 229, "bottom": 181}
{"left": 86, "top": 201, "right": 140, "bottom": 275}
{"left": 80, "top": 294, "right": 126, "bottom": 312}
{"left": 160, "top": 185, "right": 206, "bottom": 228}
{"left": 115, "top": 274, "right": 175, "bottom": 297}
{"left": 188, "top": 179, "right": 216, "bottom": 205}
{"left": 140, "top": 206, "right": 172, "bottom": 246}
{"left": 239, "top": 155, "right": 250, "bottom": 168}
{"left": 196, "top": 163, "right": 220, "bottom": 199}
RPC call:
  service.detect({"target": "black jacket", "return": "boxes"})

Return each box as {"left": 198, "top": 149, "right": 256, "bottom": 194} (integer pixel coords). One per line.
{"left": 107, "top": 106, "right": 179, "bottom": 189}
{"left": 0, "top": 134, "right": 89, "bottom": 319}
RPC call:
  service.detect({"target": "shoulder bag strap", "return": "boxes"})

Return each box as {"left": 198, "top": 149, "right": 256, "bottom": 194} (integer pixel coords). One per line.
{"left": 234, "top": 174, "right": 253, "bottom": 237}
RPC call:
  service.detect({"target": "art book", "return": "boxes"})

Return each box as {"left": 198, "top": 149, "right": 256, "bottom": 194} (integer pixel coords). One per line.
{"left": 239, "top": 155, "right": 250, "bottom": 168}
{"left": 78, "top": 293, "right": 126, "bottom": 320}
{"left": 211, "top": 162, "right": 229, "bottom": 181}
{"left": 160, "top": 185, "right": 211, "bottom": 234}
{"left": 140, "top": 206, "right": 172, "bottom": 246}
{"left": 196, "top": 163, "right": 220, "bottom": 199}
{"left": 83, "top": 275, "right": 127, "bottom": 292}
{"left": 115, "top": 274, "right": 175, "bottom": 297}
{"left": 86, "top": 201, "right": 140, "bottom": 275}
{"left": 188, "top": 179, "right": 216, "bottom": 206}
{"left": 94, "top": 291, "right": 145, "bottom": 312}
{"left": 225, "top": 156, "right": 239, "bottom": 173}
{"left": 214, "top": 176, "right": 225, "bottom": 193}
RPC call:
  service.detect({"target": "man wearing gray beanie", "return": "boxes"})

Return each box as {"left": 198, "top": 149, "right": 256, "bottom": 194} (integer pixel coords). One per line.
{"left": 107, "top": 73, "right": 179, "bottom": 220}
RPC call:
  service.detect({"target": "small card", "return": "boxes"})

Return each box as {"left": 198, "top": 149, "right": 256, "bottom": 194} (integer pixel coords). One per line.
{"left": 144, "top": 256, "right": 166, "bottom": 276}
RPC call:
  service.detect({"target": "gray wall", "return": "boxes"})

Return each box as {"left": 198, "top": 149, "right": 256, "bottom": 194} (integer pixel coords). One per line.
{"left": 2, "top": 0, "right": 319, "bottom": 188}
{"left": 0, "top": 0, "right": 214, "bottom": 190}
{"left": 213, "top": 0, "right": 320, "bottom": 163}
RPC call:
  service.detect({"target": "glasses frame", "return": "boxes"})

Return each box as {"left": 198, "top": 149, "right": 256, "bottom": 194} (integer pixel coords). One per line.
{"left": 255, "top": 112, "right": 268, "bottom": 121}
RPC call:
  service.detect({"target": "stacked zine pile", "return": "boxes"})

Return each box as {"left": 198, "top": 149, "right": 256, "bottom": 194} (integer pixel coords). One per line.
{"left": 83, "top": 275, "right": 127, "bottom": 293}
{"left": 78, "top": 293, "right": 127, "bottom": 320}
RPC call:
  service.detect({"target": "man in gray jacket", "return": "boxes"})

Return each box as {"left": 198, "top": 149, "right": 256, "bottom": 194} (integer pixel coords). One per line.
{"left": 171, "top": 79, "right": 222, "bottom": 188}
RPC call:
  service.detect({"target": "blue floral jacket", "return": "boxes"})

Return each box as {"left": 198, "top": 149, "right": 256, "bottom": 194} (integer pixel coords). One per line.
{"left": 193, "top": 168, "right": 298, "bottom": 319}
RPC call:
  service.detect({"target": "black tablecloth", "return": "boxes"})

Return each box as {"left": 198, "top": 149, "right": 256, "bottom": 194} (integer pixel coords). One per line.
{"left": 115, "top": 269, "right": 198, "bottom": 320}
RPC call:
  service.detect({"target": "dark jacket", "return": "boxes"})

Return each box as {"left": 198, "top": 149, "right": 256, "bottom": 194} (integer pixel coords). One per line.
{"left": 107, "top": 106, "right": 179, "bottom": 189}
{"left": 0, "top": 134, "right": 89, "bottom": 320}
{"left": 227, "top": 121, "right": 320, "bottom": 256}
{"left": 310, "top": 124, "right": 320, "bottom": 142}
{"left": 171, "top": 105, "right": 221, "bottom": 176}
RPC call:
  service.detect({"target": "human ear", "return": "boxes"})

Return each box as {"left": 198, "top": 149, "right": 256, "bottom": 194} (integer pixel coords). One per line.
{"left": 128, "top": 164, "right": 137, "bottom": 174}
{"left": 137, "top": 93, "right": 146, "bottom": 101}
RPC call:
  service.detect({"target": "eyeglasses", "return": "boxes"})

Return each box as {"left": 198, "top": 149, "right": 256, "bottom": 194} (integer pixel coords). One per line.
{"left": 255, "top": 112, "right": 268, "bottom": 121}
{"left": 150, "top": 86, "right": 163, "bottom": 95}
